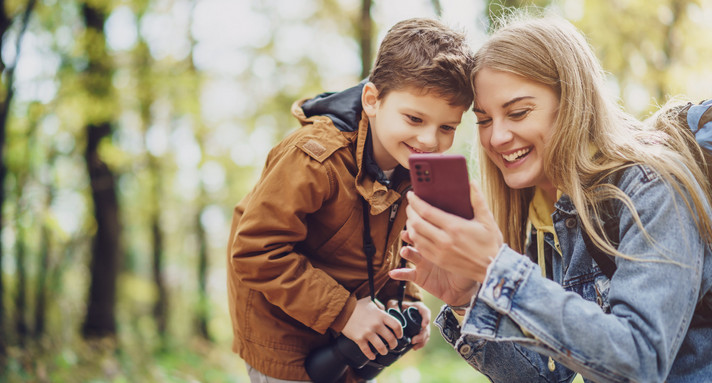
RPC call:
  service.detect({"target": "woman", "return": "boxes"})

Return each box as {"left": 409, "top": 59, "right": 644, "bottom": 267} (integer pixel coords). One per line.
{"left": 390, "top": 12, "right": 712, "bottom": 383}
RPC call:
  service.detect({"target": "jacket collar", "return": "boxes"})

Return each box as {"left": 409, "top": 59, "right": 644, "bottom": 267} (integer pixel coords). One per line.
{"left": 354, "top": 111, "right": 409, "bottom": 215}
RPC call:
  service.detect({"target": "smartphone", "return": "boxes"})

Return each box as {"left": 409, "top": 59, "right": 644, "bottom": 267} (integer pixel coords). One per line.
{"left": 409, "top": 153, "right": 474, "bottom": 219}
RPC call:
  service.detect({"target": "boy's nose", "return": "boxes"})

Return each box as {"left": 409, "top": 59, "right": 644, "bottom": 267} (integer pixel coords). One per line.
{"left": 417, "top": 127, "right": 439, "bottom": 149}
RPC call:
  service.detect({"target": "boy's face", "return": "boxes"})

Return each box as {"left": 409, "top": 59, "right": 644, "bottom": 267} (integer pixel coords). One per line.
{"left": 363, "top": 83, "right": 467, "bottom": 171}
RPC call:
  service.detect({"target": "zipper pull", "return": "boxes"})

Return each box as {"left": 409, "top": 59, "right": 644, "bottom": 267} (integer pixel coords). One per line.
{"left": 389, "top": 203, "right": 399, "bottom": 222}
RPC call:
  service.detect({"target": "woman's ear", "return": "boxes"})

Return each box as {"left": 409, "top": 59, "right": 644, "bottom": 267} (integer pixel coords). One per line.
{"left": 362, "top": 82, "right": 380, "bottom": 117}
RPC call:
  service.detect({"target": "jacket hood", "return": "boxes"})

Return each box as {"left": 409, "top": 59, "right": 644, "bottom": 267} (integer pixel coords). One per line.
{"left": 300, "top": 81, "right": 366, "bottom": 133}
{"left": 299, "top": 81, "right": 406, "bottom": 188}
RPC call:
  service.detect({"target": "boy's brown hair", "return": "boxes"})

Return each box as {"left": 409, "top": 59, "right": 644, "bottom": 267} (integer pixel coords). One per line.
{"left": 369, "top": 18, "right": 475, "bottom": 107}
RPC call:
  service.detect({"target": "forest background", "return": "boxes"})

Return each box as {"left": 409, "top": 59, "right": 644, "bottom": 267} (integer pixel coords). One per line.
{"left": 1, "top": 0, "right": 711, "bottom": 382}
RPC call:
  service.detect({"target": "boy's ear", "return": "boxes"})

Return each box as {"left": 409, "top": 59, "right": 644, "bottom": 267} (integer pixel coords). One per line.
{"left": 362, "top": 82, "right": 380, "bottom": 117}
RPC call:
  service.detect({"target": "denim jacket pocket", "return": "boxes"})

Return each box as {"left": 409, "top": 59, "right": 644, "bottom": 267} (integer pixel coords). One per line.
{"left": 561, "top": 271, "right": 609, "bottom": 313}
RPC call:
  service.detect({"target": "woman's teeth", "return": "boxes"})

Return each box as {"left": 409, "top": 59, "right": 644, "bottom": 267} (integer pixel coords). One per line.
{"left": 503, "top": 148, "right": 531, "bottom": 162}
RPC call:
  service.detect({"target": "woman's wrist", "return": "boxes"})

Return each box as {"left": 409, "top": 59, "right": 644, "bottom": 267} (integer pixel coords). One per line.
{"left": 448, "top": 303, "right": 470, "bottom": 315}
{"left": 448, "top": 283, "right": 482, "bottom": 314}
{"left": 448, "top": 296, "right": 473, "bottom": 315}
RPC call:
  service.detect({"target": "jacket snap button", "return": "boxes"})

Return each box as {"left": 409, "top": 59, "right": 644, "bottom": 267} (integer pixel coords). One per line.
{"left": 459, "top": 344, "right": 471, "bottom": 355}
{"left": 565, "top": 217, "right": 577, "bottom": 228}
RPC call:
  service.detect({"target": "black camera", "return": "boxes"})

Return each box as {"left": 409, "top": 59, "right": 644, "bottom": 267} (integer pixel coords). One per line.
{"left": 305, "top": 306, "right": 423, "bottom": 383}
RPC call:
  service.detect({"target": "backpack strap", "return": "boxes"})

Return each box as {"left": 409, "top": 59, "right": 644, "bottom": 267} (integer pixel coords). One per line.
{"left": 688, "top": 100, "right": 712, "bottom": 132}
{"left": 583, "top": 171, "right": 623, "bottom": 280}
{"left": 581, "top": 213, "right": 618, "bottom": 279}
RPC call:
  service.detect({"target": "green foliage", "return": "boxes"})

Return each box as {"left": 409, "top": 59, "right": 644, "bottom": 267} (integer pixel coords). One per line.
{"left": 1, "top": 0, "right": 711, "bottom": 381}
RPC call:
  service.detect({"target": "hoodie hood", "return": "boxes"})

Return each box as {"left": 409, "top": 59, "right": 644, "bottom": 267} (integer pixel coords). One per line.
{"left": 301, "top": 81, "right": 366, "bottom": 133}
{"left": 300, "top": 81, "right": 404, "bottom": 188}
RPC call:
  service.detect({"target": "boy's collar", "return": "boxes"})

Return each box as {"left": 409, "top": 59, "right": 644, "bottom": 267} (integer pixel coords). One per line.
{"left": 362, "top": 129, "right": 407, "bottom": 188}
{"left": 354, "top": 112, "right": 407, "bottom": 215}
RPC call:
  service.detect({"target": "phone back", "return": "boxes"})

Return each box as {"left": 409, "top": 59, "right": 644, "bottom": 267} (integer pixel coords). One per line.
{"left": 409, "top": 154, "right": 474, "bottom": 219}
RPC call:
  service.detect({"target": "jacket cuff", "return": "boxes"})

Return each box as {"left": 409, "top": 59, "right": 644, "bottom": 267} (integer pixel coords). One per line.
{"left": 478, "top": 244, "right": 534, "bottom": 314}
{"left": 460, "top": 245, "right": 536, "bottom": 342}
{"left": 435, "top": 305, "right": 463, "bottom": 346}
{"left": 329, "top": 294, "right": 357, "bottom": 333}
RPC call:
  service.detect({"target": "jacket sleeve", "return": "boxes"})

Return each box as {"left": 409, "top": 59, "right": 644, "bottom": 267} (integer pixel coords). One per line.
{"left": 434, "top": 306, "right": 578, "bottom": 383}
{"left": 230, "top": 143, "right": 356, "bottom": 334}
{"left": 450, "top": 166, "right": 706, "bottom": 382}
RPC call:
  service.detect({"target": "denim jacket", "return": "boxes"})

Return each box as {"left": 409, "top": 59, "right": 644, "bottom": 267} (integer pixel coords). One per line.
{"left": 435, "top": 164, "right": 712, "bottom": 382}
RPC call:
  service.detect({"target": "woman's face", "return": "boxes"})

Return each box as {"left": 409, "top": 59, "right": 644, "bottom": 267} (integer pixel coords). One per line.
{"left": 474, "top": 67, "right": 559, "bottom": 195}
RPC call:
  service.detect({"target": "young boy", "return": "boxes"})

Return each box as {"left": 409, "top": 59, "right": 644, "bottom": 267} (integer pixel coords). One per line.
{"left": 227, "top": 18, "right": 474, "bottom": 382}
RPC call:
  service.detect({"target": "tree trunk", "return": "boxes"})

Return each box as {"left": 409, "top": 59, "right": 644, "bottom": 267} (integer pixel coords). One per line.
{"left": 82, "top": 122, "right": 121, "bottom": 338}
{"left": 195, "top": 203, "right": 210, "bottom": 341}
{"left": 654, "top": 0, "right": 685, "bottom": 101}
{"left": 0, "top": 5, "right": 10, "bottom": 356}
{"left": 359, "top": 0, "right": 373, "bottom": 79}
{"left": 13, "top": 221, "right": 28, "bottom": 345}
{"left": 0, "top": 0, "right": 37, "bottom": 356}
{"left": 150, "top": 162, "right": 168, "bottom": 342}
{"left": 34, "top": 219, "right": 51, "bottom": 337}
{"left": 34, "top": 182, "right": 54, "bottom": 338}
{"left": 431, "top": 0, "right": 442, "bottom": 16}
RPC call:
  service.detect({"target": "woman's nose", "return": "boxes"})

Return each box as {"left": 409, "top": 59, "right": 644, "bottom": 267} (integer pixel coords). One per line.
{"left": 489, "top": 121, "right": 513, "bottom": 147}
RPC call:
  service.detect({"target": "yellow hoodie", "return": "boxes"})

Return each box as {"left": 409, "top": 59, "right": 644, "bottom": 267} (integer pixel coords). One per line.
{"left": 527, "top": 187, "right": 562, "bottom": 277}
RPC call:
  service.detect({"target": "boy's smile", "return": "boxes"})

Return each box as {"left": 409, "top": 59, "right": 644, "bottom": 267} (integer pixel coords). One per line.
{"left": 362, "top": 83, "right": 468, "bottom": 171}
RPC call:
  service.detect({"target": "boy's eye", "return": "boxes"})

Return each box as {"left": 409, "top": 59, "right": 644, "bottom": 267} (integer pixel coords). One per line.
{"left": 406, "top": 115, "right": 422, "bottom": 124}
{"left": 440, "top": 125, "right": 456, "bottom": 132}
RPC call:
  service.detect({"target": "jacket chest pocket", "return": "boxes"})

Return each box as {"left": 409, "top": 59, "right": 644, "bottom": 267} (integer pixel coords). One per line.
{"left": 562, "top": 272, "right": 611, "bottom": 314}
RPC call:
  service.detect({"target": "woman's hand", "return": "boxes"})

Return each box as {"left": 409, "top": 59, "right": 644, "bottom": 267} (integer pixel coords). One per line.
{"left": 389, "top": 244, "right": 480, "bottom": 306}
{"left": 404, "top": 181, "right": 503, "bottom": 283}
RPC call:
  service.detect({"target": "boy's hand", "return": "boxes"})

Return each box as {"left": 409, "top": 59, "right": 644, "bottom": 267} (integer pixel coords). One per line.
{"left": 341, "top": 297, "right": 404, "bottom": 360}
{"left": 386, "top": 300, "right": 431, "bottom": 351}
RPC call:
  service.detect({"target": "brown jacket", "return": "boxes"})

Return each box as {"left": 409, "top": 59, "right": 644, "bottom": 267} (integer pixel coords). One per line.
{"left": 227, "top": 99, "right": 421, "bottom": 381}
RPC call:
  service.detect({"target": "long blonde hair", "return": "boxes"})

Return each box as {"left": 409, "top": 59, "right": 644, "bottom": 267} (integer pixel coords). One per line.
{"left": 475, "top": 12, "right": 712, "bottom": 257}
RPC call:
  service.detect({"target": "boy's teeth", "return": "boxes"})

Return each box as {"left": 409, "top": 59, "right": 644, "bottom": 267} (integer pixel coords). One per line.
{"left": 503, "top": 148, "right": 530, "bottom": 162}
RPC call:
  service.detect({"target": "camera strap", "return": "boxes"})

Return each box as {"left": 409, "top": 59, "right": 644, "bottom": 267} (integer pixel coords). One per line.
{"left": 361, "top": 198, "right": 406, "bottom": 307}
{"left": 361, "top": 198, "right": 377, "bottom": 302}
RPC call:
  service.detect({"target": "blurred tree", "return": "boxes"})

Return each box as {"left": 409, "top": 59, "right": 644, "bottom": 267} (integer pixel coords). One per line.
{"left": 574, "top": 0, "right": 706, "bottom": 116}
{"left": 130, "top": 6, "right": 170, "bottom": 343}
{"left": 195, "top": 187, "right": 210, "bottom": 341}
{"left": 0, "top": 0, "right": 37, "bottom": 356}
{"left": 359, "top": 0, "right": 373, "bottom": 79}
{"left": 33, "top": 175, "right": 55, "bottom": 338}
{"left": 484, "top": 0, "right": 551, "bottom": 29}
{"left": 431, "top": 0, "right": 443, "bottom": 16}
{"left": 187, "top": 1, "right": 211, "bottom": 342}
{"left": 80, "top": 0, "right": 121, "bottom": 339}
{"left": 12, "top": 197, "right": 28, "bottom": 345}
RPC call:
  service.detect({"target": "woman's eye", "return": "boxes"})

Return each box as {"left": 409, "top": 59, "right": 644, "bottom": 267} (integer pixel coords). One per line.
{"left": 406, "top": 115, "right": 422, "bottom": 123}
{"left": 440, "top": 125, "right": 456, "bottom": 132}
{"left": 476, "top": 118, "right": 492, "bottom": 127}
{"left": 509, "top": 108, "right": 532, "bottom": 120}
